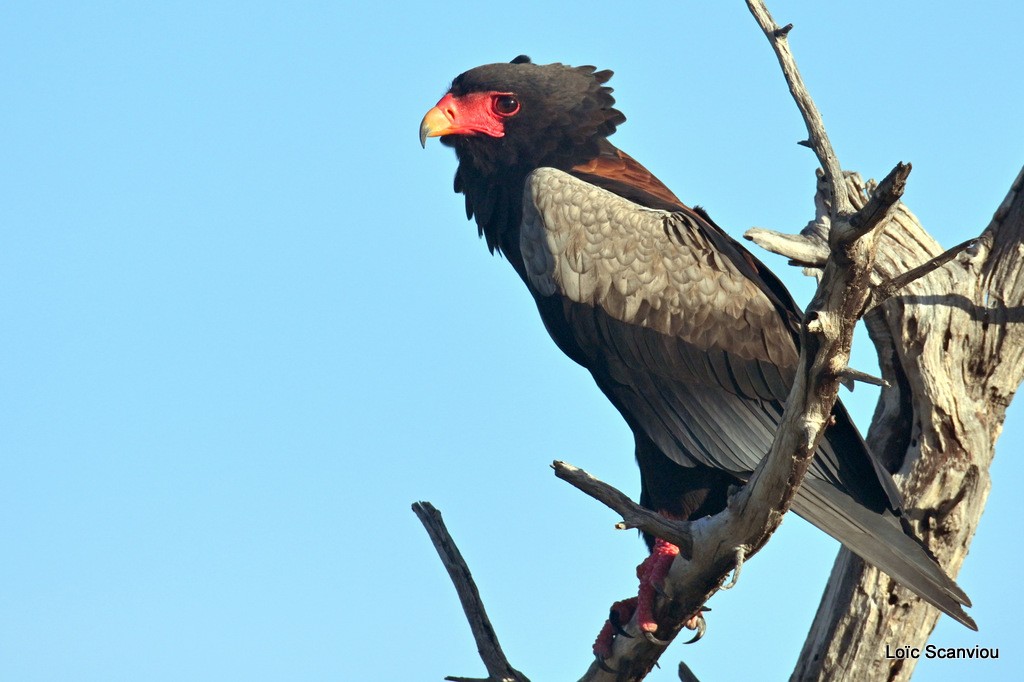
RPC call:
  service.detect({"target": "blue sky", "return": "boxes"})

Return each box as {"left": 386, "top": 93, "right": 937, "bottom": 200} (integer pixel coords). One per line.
{"left": 2, "top": 2, "right": 1020, "bottom": 680}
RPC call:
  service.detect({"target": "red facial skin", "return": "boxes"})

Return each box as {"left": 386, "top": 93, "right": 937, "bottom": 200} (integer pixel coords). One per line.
{"left": 420, "top": 91, "right": 519, "bottom": 142}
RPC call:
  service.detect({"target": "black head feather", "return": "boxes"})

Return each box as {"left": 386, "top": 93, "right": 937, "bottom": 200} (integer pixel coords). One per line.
{"left": 443, "top": 59, "right": 626, "bottom": 259}
{"left": 445, "top": 59, "right": 625, "bottom": 175}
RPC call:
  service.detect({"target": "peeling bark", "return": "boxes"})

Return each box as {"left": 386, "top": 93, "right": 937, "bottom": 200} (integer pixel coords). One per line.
{"left": 757, "top": 169, "right": 1024, "bottom": 682}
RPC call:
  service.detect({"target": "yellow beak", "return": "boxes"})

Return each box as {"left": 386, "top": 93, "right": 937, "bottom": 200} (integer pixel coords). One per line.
{"left": 419, "top": 105, "right": 454, "bottom": 148}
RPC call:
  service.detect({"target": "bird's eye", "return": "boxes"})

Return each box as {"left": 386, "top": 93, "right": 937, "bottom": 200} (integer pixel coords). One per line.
{"left": 492, "top": 94, "right": 520, "bottom": 116}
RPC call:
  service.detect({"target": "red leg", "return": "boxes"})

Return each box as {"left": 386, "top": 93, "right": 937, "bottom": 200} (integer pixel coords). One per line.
{"left": 634, "top": 537, "right": 679, "bottom": 632}
{"left": 592, "top": 597, "right": 637, "bottom": 658}
{"left": 594, "top": 537, "right": 708, "bottom": 658}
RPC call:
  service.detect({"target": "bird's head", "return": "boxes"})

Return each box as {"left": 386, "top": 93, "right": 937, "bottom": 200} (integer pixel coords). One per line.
{"left": 419, "top": 56, "right": 625, "bottom": 175}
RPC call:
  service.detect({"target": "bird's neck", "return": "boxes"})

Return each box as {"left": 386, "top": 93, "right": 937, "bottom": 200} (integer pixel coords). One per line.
{"left": 455, "top": 162, "right": 534, "bottom": 281}
{"left": 456, "top": 149, "right": 609, "bottom": 281}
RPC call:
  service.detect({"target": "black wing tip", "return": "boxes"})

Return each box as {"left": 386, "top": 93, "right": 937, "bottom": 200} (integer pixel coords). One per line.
{"left": 943, "top": 601, "right": 978, "bottom": 631}
{"left": 960, "top": 613, "right": 979, "bottom": 632}
{"left": 939, "top": 583, "right": 976, "bottom": 630}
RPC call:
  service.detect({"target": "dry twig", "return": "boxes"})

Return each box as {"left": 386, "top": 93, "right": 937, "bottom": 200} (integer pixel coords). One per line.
{"left": 412, "top": 502, "right": 530, "bottom": 682}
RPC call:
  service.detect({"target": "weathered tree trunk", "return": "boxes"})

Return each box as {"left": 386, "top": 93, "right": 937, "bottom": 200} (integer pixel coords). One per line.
{"left": 788, "top": 168, "right": 1024, "bottom": 681}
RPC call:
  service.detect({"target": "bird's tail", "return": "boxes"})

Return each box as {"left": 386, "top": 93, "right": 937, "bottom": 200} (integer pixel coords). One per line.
{"left": 792, "top": 478, "right": 975, "bottom": 630}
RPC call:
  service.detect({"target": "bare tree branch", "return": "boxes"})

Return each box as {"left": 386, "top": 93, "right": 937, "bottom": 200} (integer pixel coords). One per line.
{"left": 867, "top": 237, "right": 979, "bottom": 312}
{"left": 842, "top": 163, "right": 910, "bottom": 242}
{"left": 552, "top": 461, "right": 694, "bottom": 558}
{"left": 411, "top": 502, "right": 530, "bottom": 682}
{"left": 745, "top": 226, "right": 829, "bottom": 267}
{"left": 837, "top": 366, "right": 888, "bottom": 389}
{"left": 745, "top": 0, "right": 852, "bottom": 214}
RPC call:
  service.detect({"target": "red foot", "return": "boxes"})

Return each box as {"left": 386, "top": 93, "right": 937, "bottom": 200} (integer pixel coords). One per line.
{"left": 592, "top": 597, "right": 637, "bottom": 658}
{"left": 634, "top": 537, "right": 679, "bottom": 633}
{"left": 593, "top": 538, "right": 682, "bottom": 657}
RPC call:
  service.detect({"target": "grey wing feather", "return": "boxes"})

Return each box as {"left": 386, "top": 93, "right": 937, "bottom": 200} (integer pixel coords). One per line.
{"left": 793, "top": 479, "right": 974, "bottom": 627}
{"left": 522, "top": 167, "right": 801, "bottom": 473}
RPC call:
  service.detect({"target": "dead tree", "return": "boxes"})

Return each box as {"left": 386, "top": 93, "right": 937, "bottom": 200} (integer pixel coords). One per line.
{"left": 748, "top": 164, "right": 1023, "bottom": 682}
{"left": 414, "top": 2, "right": 1024, "bottom": 680}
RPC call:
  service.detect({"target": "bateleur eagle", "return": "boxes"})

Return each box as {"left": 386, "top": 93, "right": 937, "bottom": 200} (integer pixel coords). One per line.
{"left": 419, "top": 56, "right": 975, "bottom": 640}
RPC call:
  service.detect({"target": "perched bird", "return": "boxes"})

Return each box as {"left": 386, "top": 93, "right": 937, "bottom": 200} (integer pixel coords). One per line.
{"left": 419, "top": 56, "right": 975, "bottom": 646}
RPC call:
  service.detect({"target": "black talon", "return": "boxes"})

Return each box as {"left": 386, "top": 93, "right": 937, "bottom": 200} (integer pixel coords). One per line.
{"left": 608, "top": 606, "right": 634, "bottom": 638}
{"left": 595, "top": 655, "right": 619, "bottom": 674}
{"left": 684, "top": 614, "right": 707, "bottom": 644}
{"left": 644, "top": 631, "right": 670, "bottom": 646}
{"left": 611, "top": 621, "right": 633, "bottom": 639}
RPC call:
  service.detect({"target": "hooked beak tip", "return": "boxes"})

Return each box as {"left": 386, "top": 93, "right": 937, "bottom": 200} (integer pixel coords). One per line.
{"left": 419, "top": 105, "right": 453, "bottom": 149}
